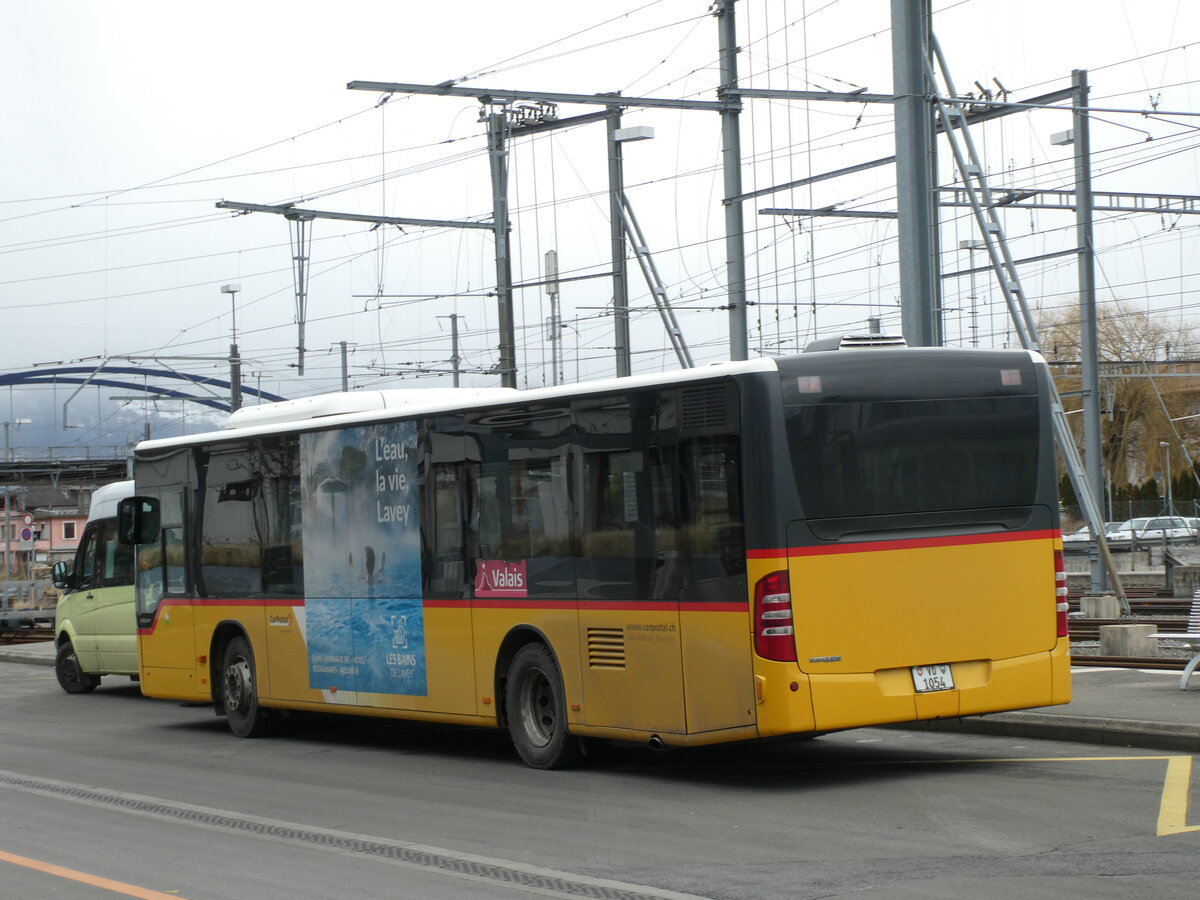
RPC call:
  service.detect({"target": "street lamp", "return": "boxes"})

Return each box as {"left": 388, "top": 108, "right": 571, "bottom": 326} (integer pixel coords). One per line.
{"left": 560, "top": 324, "right": 581, "bottom": 384}
{"left": 220, "top": 284, "right": 243, "bottom": 412}
{"left": 610, "top": 124, "right": 655, "bottom": 377}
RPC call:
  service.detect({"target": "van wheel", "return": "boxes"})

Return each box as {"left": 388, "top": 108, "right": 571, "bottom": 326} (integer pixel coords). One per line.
{"left": 55, "top": 641, "right": 100, "bottom": 694}
{"left": 221, "top": 636, "right": 272, "bottom": 738}
{"left": 505, "top": 643, "right": 582, "bottom": 769}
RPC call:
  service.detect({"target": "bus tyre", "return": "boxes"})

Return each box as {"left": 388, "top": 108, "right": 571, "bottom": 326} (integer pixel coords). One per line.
{"left": 505, "top": 643, "right": 581, "bottom": 769}
{"left": 55, "top": 641, "right": 100, "bottom": 694}
{"left": 221, "top": 636, "right": 272, "bottom": 738}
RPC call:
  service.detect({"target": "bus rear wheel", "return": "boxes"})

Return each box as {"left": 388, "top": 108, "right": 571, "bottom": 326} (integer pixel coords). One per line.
{"left": 221, "top": 635, "right": 272, "bottom": 738}
{"left": 505, "top": 643, "right": 581, "bottom": 769}
{"left": 55, "top": 640, "right": 100, "bottom": 694}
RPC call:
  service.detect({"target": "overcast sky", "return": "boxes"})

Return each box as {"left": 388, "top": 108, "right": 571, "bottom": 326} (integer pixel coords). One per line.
{"left": 3, "top": 0, "right": 1198, "bottom": 450}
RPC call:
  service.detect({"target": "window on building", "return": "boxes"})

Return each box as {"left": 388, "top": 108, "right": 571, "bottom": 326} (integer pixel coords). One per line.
{"left": 62, "top": 520, "right": 77, "bottom": 541}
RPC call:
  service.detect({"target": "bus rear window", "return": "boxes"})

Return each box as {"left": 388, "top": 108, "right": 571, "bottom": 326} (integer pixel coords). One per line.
{"left": 785, "top": 396, "right": 1039, "bottom": 534}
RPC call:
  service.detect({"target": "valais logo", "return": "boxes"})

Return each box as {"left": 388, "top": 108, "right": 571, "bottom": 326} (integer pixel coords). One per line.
{"left": 475, "top": 560, "right": 528, "bottom": 598}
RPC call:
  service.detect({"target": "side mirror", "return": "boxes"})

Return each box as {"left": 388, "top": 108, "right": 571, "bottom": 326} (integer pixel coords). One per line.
{"left": 51, "top": 560, "right": 73, "bottom": 590}
{"left": 117, "top": 496, "right": 161, "bottom": 545}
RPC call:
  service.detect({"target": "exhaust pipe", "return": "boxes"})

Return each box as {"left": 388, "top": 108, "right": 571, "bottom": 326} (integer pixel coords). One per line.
{"left": 647, "top": 735, "right": 665, "bottom": 751}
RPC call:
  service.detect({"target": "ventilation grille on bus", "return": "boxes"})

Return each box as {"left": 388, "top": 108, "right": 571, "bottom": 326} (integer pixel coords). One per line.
{"left": 587, "top": 627, "right": 626, "bottom": 669}
{"left": 802, "top": 333, "right": 908, "bottom": 352}
{"left": 680, "top": 385, "right": 730, "bottom": 431}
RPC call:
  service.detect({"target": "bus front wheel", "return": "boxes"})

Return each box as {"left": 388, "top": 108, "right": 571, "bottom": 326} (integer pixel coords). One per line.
{"left": 55, "top": 640, "right": 100, "bottom": 694}
{"left": 504, "top": 643, "right": 581, "bottom": 769}
{"left": 221, "top": 635, "right": 272, "bottom": 738}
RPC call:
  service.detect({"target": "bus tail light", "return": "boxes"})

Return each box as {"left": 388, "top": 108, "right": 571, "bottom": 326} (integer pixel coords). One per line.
{"left": 1054, "top": 548, "right": 1069, "bottom": 637}
{"left": 754, "top": 571, "right": 796, "bottom": 662}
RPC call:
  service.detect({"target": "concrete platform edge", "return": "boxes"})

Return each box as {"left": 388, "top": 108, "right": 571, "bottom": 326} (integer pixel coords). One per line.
{"left": 0, "top": 645, "right": 55, "bottom": 667}
{"left": 897, "top": 712, "right": 1200, "bottom": 752}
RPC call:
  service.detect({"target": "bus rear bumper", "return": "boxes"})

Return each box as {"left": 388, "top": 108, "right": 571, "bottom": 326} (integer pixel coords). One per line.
{"left": 754, "top": 641, "right": 1071, "bottom": 737}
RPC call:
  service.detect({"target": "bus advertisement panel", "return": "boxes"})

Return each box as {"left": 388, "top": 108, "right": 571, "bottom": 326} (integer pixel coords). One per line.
{"left": 299, "top": 421, "right": 426, "bottom": 697}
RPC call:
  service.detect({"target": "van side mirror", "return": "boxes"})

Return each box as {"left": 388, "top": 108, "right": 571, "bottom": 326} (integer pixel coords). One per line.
{"left": 51, "top": 560, "right": 73, "bottom": 590}
{"left": 117, "top": 496, "right": 161, "bottom": 545}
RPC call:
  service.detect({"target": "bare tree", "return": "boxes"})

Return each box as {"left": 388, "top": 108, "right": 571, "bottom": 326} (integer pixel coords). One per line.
{"left": 1039, "top": 301, "right": 1200, "bottom": 486}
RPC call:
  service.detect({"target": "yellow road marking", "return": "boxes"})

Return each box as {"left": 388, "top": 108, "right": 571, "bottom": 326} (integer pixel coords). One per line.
{"left": 957, "top": 755, "right": 1199, "bottom": 837}
{"left": 0, "top": 850, "right": 188, "bottom": 899}
{"left": 1158, "top": 756, "right": 1200, "bottom": 836}
{"left": 852, "top": 754, "right": 1198, "bottom": 836}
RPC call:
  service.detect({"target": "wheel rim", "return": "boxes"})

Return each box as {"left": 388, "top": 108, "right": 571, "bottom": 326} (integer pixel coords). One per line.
{"left": 59, "top": 649, "right": 82, "bottom": 688}
{"left": 516, "top": 666, "right": 556, "bottom": 748}
{"left": 224, "top": 656, "right": 252, "bottom": 713}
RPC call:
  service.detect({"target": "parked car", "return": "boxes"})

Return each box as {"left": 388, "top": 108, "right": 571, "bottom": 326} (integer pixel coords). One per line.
{"left": 1104, "top": 516, "right": 1198, "bottom": 549}
{"left": 1062, "top": 522, "right": 1121, "bottom": 545}
{"left": 1137, "top": 516, "right": 1200, "bottom": 543}
{"left": 1104, "top": 518, "right": 1149, "bottom": 548}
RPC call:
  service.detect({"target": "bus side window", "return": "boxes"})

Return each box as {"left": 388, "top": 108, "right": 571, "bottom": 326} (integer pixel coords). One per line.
{"left": 464, "top": 404, "right": 574, "bottom": 597}
{"left": 199, "top": 445, "right": 265, "bottom": 599}
{"left": 259, "top": 437, "right": 303, "bottom": 597}
{"left": 681, "top": 435, "right": 745, "bottom": 581}
{"left": 429, "top": 461, "right": 470, "bottom": 596}
{"left": 574, "top": 393, "right": 661, "bottom": 600}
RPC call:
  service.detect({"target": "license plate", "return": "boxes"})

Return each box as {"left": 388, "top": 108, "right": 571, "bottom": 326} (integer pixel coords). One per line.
{"left": 911, "top": 664, "right": 955, "bottom": 693}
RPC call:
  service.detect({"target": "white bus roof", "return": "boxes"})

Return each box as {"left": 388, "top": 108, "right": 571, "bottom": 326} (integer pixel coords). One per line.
{"left": 134, "top": 359, "right": 780, "bottom": 454}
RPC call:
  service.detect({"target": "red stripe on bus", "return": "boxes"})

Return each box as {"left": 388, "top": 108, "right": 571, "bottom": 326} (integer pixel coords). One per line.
{"left": 746, "top": 528, "right": 1060, "bottom": 559}
{"left": 432, "top": 599, "right": 745, "bottom": 611}
{"left": 138, "top": 597, "right": 746, "bottom": 626}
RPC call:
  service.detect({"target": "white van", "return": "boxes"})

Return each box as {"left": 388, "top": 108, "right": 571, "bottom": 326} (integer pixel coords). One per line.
{"left": 51, "top": 480, "right": 138, "bottom": 693}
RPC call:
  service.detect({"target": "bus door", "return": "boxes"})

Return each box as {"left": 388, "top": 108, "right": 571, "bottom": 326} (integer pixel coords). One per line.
{"left": 415, "top": 425, "right": 479, "bottom": 715}
{"left": 468, "top": 405, "right": 581, "bottom": 721}
{"left": 674, "top": 399, "right": 755, "bottom": 735}
{"left": 573, "top": 393, "right": 684, "bottom": 735}
{"left": 136, "top": 487, "right": 197, "bottom": 684}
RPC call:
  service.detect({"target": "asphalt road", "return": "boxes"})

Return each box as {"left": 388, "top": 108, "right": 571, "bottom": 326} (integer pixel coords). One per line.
{"left": 0, "top": 661, "right": 1197, "bottom": 900}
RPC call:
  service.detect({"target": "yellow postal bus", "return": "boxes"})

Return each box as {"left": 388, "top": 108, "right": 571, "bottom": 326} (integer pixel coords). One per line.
{"left": 120, "top": 345, "right": 1070, "bottom": 767}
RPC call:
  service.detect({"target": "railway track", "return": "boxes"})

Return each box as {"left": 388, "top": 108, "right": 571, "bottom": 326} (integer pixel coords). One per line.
{"left": 0, "top": 627, "right": 53, "bottom": 645}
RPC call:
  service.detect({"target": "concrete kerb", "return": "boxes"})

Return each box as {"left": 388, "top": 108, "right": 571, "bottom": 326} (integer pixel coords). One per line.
{"left": 0, "top": 642, "right": 55, "bottom": 667}
{"left": 902, "top": 710, "right": 1200, "bottom": 753}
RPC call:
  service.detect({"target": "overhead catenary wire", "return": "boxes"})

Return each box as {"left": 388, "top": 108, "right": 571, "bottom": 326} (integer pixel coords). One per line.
{"left": 5, "top": 1, "right": 1200, "bottom": 409}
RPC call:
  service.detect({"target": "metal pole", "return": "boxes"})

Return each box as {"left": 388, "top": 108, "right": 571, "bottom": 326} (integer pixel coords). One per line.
{"left": 1162, "top": 441, "right": 1174, "bottom": 517}
{"left": 545, "top": 251, "right": 561, "bottom": 386}
{"left": 449, "top": 315, "right": 461, "bottom": 388}
{"left": 486, "top": 111, "right": 518, "bottom": 389}
{"left": 716, "top": 0, "right": 748, "bottom": 360}
{"left": 1074, "top": 69, "right": 1106, "bottom": 593}
{"left": 607, "top": 110, "right": 631, "bottom": 378}
{"left": 891, "top": 0, "right": 941, "bottom": 346}
{"left": 2, "top": 489, "right": 10, "bottom": 580}
{"left": 340, "top": 341, "right": 349, "bottom": 392}
{"left": 289, "top": 218, "right": 311, "bottom": 375}
{"left": 229, "top": 343, "right": 242, "bottom": 412}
